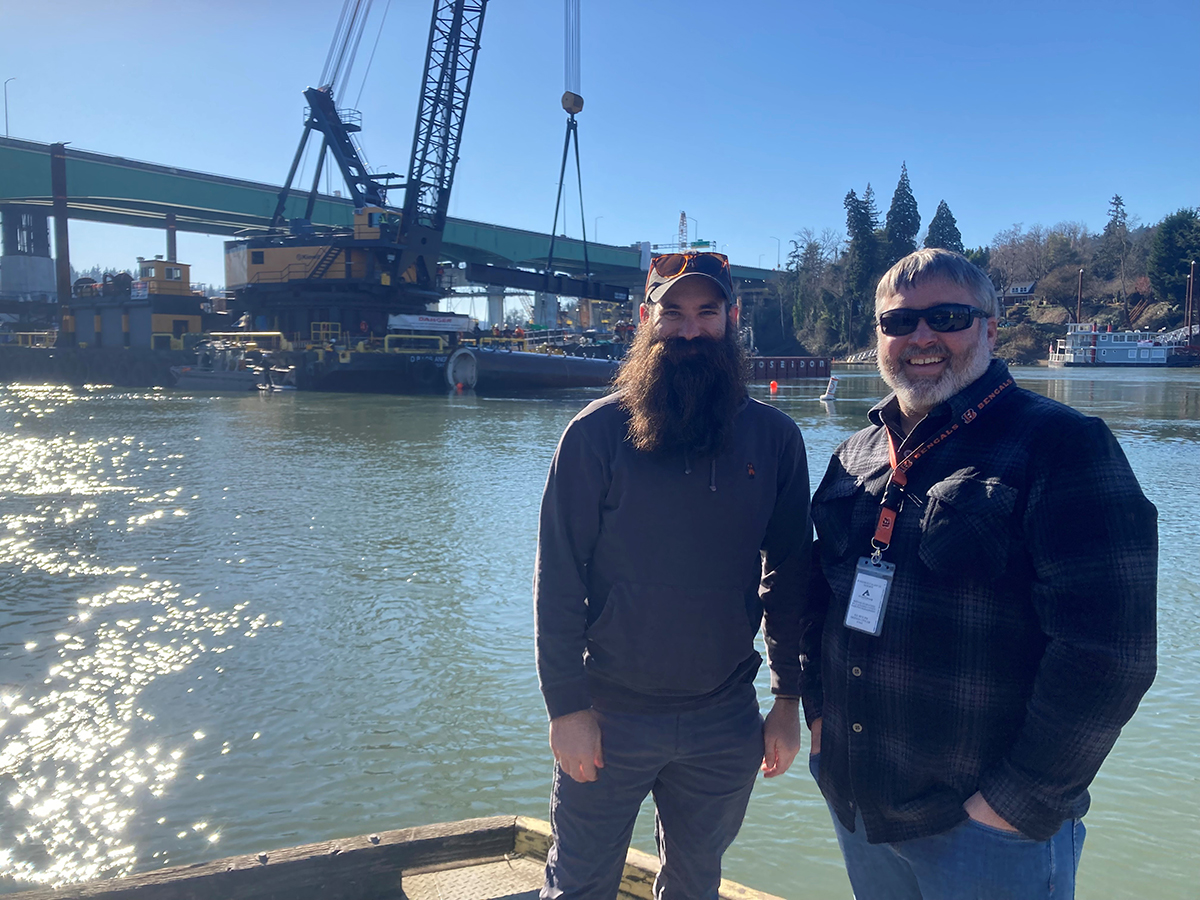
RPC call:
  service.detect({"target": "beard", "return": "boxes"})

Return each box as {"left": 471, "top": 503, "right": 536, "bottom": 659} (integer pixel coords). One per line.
{"left": 615, "top": 325, "right": 747, "bottom": 457}
{"left": 878, "top": 325, "right": 993, "bottom": 416}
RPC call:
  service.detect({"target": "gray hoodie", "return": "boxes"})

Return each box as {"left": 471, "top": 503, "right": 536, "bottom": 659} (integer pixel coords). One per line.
{"left": 534, "top": 392, "right": 814, "bottom": 718}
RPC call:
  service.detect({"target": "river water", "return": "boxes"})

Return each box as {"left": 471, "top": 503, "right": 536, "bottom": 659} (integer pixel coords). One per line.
{"left": 0, "top": 367, "right": 1197, "bottom": 898}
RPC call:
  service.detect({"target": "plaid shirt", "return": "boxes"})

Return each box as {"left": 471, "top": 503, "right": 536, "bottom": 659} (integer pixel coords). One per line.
{"left": 804, "top": 360, "right": 1157, "bottom": 843}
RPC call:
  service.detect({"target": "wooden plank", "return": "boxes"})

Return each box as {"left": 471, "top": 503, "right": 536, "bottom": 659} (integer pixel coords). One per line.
{"left": 7, "top": 816, "right": 785, "bottom": 900}
{"left": 512, "top": 818, "right": 785, "bottom": 900}
{"left": 5, "top": 817, "right": 519, "bottom": 900}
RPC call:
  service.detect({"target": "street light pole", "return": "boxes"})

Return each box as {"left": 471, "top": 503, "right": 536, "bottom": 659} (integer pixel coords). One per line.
{"left": 3, "top": 78, "right": 14, "bottom": 139}
{"left": 593, "top": 215, "right": 603, "bottom": 243}
{"left": 687, "top": 216, "right": 698, "bottom": 247}
{"left": 1187, "top": 260, "right": 1196, "bottom": 347}
{"left": 1076, "top": 268, "right": 1084, "bottom": 324}
{"left": 770, "top": 236, "right": 781, "bottom": 269}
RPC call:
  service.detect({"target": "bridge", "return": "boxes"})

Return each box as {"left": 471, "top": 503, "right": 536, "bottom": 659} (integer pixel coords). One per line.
{"left": 0, "top": 136, "right": 776, "bottom": 302}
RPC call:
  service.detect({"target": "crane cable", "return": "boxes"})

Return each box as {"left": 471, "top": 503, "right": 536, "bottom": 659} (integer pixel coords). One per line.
{"left": 354, "top": 0, "right": 394, "bottom": 108}
{"left": 319, "top": 0, "right": 375, "bottom": 97}
{"left": 340, "top": 2, "right": 375, "bottom": 96}
{"left": 565, "top": 0, "right": 581, "bottom": 95}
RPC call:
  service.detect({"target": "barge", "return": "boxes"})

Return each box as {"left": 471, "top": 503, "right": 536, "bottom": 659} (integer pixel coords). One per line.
{"left": 3, "top": 816, "right": 782, "bottom": 900}
{"left": 164, "top": 326, "right": 619, "bottom": 394}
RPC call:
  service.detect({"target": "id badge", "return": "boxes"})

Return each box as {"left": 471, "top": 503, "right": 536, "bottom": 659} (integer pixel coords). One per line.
{"left": 845, "top": 557, "right": 895, "bottom": 636}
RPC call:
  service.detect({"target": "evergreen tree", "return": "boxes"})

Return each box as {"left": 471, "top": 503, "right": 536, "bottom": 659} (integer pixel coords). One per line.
{"left": 884, "top": 163, "right": 921, "bottom": 266}
{"left": 1147, "top": 208, "right": 1200, "bottom": 305}
{"left": 1093, "top": 195, "right": 1128, "bottom": 277}
{"left": 844, "top": 189, "right": 881, "bottom": 344}
{"left": 924, "top": 200, "right": 965, "bottom": 254}
{"left": 1092, "top": 195, "right": 1133, "bottom": 322}
{"left": 964, "top": 246, "right": 990, "bottom": 271}
{"left": 862, "top": 183, "right": 881, "bottom": 231}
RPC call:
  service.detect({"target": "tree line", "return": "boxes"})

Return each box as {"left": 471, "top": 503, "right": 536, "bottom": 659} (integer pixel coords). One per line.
{"left": 760, "top": 165, "right": 1200, "bottom": 359}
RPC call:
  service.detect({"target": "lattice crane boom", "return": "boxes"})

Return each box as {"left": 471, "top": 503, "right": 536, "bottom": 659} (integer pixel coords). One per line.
{"left": 403, "top": 0, "right": 488, "bottom": 234}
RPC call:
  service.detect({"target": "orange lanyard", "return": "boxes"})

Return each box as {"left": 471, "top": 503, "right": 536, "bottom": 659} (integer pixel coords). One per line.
{"left": 871, "top": 378, "right": 1014, "bottom": 559}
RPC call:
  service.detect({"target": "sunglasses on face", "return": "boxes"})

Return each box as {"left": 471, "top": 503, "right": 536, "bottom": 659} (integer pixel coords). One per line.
{"left": 878, "top": 303, "right": 988, "bottom": 337}
{"left": 650, "top": 252, "right": 730, "bottom": 281}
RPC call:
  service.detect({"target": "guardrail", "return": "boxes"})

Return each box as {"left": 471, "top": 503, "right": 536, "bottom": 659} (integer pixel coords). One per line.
{"left": 384, "top": 334, "right": 447, "bottom": 353}
{"left": 1, "top": 331, "right": 58, "bottom": 348}
{"left": 150, "top": 333, "right": 185, "bottom": 350}
{"left": 208, "top": 331, "right": 290, "bottom": 351}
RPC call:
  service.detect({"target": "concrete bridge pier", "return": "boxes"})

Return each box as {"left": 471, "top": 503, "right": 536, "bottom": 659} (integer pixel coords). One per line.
{"left": 166, "top": 211, "right": 177, "bottom": 262}
{"left": 0, "top": 204, "right": 56, "bottom": 300}
{"left": 50, "top": 142, "right": 71, "bottom": 303}
{"left": 534, "top": 292, "right": 558, "bottom": 329}
{"left": 487, "top": 289, "right": 505, "bottom": 329}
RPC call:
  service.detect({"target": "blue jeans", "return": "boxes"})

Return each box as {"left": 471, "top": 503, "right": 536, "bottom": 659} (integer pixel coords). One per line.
{"left": 809, "top": 753, "right": 1085, "bottom": 900}
{"left": 542, "top": 685, "right": 764, "bottom": 900}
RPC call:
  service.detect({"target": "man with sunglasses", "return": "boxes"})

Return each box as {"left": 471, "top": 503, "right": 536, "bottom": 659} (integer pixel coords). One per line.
{"left": 535, "top": 252, "right": 815, "bottom": 900}
{"left": 802, "top": 249, "right": 1157, "bottom": 899}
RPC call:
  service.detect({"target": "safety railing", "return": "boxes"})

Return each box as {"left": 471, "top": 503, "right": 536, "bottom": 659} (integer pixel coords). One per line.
{"left": 151, "top": 333, "right": 185, "bottom": 351}
{"left": 311, "top": 322, "right": 342, "bottom": 343}
{"left": 384, "top": 334, "right": 447, "bottom": 354}
{"left": 249, "top": 261, "right": 335, "bottom": 285}
{"left": 208, "top": 331, "right": 290, "bottom": 351}
{"left": 478, "top": 336, "right": 528, "bottom": 352}
{"left": 3, "top": 331, "right": 58, "bottom": 348}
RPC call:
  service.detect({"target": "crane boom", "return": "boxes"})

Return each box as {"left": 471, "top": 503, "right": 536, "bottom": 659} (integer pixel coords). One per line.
{"left": 231, "top": 0, "right": 492, "bottom": 336}
{"left": 403, "top": 0, "right": 487, "bottom": 234}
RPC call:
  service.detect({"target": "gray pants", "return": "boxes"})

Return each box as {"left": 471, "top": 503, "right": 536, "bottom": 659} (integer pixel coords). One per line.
{"left": 542, "top": 685, "right": 764, "bottom": 900}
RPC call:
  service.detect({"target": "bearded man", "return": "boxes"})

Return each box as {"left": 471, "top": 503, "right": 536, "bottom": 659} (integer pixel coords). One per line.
{"left": 534, "top": 251, "right": 815, "bottom": 900}
{"left": 804, "top": 249, "right": 1157, "bottom": 899}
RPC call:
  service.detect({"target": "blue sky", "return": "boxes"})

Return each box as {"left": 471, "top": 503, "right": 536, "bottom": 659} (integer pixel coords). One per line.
{"left": 3, "top": 0, "right": 1197, "bottom": 291}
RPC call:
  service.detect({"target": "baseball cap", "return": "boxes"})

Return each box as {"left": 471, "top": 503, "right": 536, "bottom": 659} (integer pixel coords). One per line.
{"left": 644, "top": 252, "right": 735, "bottom": 306}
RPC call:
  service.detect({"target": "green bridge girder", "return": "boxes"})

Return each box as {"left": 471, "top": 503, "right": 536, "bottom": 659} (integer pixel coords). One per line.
{"left": 0, "top": 136, "right": 774, "bottom": 290}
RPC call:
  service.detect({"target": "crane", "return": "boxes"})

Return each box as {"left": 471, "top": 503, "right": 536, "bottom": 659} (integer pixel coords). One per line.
{"left": 225, "top": 0, "right": 488, "bottom": 338}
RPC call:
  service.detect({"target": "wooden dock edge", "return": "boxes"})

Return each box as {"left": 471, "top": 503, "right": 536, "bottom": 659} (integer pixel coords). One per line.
{"left": 514, "top": 817, "right": 785, "bottom": 900}
{"left": 5, "top": 815, "right": 784, "bottom": 900}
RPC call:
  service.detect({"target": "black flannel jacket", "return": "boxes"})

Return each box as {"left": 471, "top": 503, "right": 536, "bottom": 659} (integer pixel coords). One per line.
{"left": 805, "top": 360, "right": 1157, "bottom": 844}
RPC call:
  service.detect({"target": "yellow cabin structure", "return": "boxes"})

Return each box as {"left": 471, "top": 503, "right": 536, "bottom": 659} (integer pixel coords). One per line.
{"left": 64, "top": 257, "right": 203, "bottom": 349}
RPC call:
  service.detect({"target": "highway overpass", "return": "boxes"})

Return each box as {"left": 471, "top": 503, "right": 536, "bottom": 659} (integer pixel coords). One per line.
{"left": 0, "top": 136, "right": 776, "bottom": 296}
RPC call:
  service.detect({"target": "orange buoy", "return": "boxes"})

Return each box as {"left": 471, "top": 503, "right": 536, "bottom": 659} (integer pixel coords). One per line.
{"left": 456, "top": 382, "right": 464, "bottom": 393}
{"left": 769, "top": 380, "right": 778, "bottom": 393}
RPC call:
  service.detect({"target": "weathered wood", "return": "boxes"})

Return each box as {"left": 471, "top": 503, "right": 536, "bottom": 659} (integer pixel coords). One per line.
{"left": 514, "top": 817, "right": 784, "bottom": 900}
{"left": 5, "top": 817, "right": 518, "bottom": 900}
{"left": 5, "top": 815, "right": 785, "bottom": 900}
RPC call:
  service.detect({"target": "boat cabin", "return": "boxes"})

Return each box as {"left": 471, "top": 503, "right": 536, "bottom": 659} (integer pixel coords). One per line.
{"left": 61, "top": 257, "right": 203, "bottom": 349}
{"left": 1049, "top": 322, "right": 1179, "bottom": 367}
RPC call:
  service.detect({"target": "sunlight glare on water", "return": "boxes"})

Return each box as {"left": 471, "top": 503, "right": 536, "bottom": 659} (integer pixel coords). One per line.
{"left": 0, "top": 370, "right": 1197, "bottom": 898}
{"left": 0, "top": 385, "right": 275, "bottom": 887}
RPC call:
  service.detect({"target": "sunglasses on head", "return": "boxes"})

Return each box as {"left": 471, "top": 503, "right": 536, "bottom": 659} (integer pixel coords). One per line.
{"left": 651, "top": 252, "right": 730, "bottom": 281}
{"left": 878, "top": 304, "right": 988, "bottom": 337}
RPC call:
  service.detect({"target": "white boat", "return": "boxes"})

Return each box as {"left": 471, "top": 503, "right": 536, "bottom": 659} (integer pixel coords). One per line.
{"left": 1048, "top": 323, "right": 1185, "bottom": 367}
